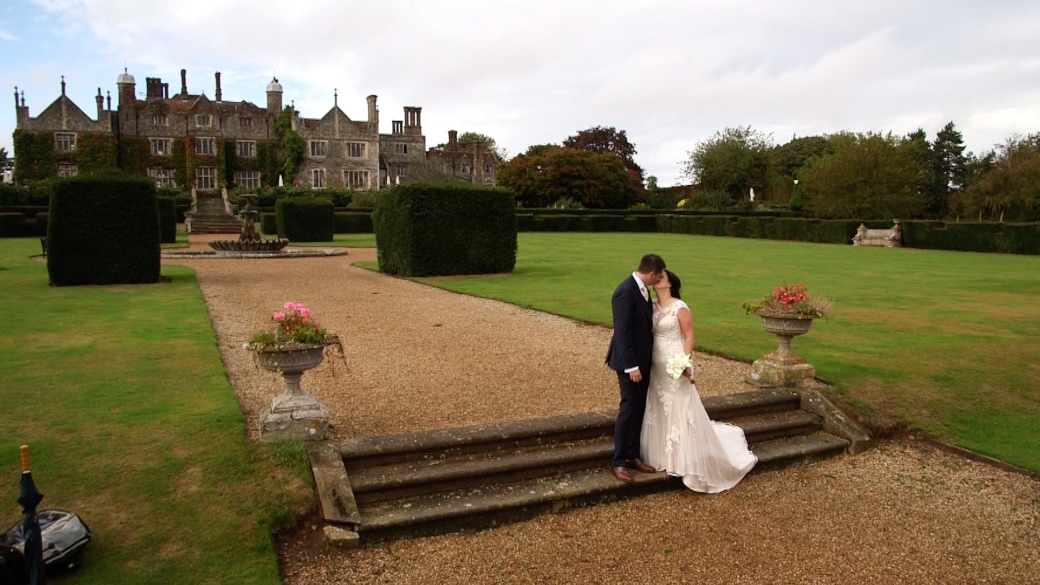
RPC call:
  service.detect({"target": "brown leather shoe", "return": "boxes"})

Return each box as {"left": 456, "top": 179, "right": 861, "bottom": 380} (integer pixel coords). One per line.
{"left": 610, "top": 465, "right": 634, "bottom": 483}
{"left": 625, "top": 458, "right": 656, "bottom": 473}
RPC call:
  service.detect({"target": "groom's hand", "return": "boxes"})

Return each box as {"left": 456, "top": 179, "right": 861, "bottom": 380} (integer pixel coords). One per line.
{"left": 629, "top": 370, "right": 643, "bottom": 383}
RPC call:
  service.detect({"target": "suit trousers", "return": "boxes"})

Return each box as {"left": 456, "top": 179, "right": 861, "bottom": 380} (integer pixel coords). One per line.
{"left": 613, "top": 369, "right": 649, "bottom": 467}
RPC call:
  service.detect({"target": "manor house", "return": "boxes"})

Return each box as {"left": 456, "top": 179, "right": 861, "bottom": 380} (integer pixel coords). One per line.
{"left": 12, "top": 68, "right": 498, "bottom": 190}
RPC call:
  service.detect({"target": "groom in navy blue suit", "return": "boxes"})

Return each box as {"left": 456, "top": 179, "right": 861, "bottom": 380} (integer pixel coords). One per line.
{"left": 606, "top": 253, "right": 666, "bottom": 482}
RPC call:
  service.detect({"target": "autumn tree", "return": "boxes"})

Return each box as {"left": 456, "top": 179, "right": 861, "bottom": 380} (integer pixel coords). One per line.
{"left": 683, "top": 126, "right": 773, "bottom": 203}
{"left": 496, "top": 144, "right": 637, "bottom": 209}
{"left": 563, "top": 126, "right": 644, "bottom": 188}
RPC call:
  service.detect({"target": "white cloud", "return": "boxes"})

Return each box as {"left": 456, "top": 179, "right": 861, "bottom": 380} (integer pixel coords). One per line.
{"left": 3, "top": 0, "right": 1040, "bottom": 185}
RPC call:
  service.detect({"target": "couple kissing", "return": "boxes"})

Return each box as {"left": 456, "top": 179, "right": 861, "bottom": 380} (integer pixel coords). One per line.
{"left": 605, "top": 254, "right": 757, "bottom": 492}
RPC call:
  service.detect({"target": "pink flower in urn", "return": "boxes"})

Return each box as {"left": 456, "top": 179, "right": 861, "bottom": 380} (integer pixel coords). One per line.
{"left": 248, "top": 301, "right": 332, "bottom": 350}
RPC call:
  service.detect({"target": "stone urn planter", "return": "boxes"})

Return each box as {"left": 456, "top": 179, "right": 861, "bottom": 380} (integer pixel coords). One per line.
{"left": 758, "top": 313, "right": 815, "bottom": 363}
{"left": 746, "top": 312, "right": 818, "bottom": 388}
{"left": 254, "top": 344, "right": 330, "bottom": 442}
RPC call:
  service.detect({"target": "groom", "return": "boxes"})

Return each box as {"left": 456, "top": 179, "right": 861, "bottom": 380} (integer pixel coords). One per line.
{"left": 606, "top": 253, "right": 666, "bottom": 483}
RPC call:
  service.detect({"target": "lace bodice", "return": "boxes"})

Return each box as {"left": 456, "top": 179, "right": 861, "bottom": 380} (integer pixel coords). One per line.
{"left": 653, "top": 299, "right": 688, "bottom": 354}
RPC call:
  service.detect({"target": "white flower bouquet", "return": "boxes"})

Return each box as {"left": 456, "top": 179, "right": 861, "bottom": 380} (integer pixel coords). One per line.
{"left": 665, "top": 353, "right": 693, "bottom": 380}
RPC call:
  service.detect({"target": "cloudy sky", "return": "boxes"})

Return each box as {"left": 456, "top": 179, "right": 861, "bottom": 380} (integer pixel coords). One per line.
{"left": 3, "top": 0, "right": 1039, "bottom": 186}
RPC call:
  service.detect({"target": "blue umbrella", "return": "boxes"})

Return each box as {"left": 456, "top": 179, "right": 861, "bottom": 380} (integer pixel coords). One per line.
{"left": 17, "top": 445, "right": 46, "bottom": 585}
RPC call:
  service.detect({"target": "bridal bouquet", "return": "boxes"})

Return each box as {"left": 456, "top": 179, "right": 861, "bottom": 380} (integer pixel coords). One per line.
{"left": 665, "top": 352, "right": 693, "bottom": 380}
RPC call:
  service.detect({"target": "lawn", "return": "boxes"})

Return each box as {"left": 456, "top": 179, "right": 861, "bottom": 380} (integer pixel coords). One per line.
{"left": 414, "top": 233, "right": 1040, "bottom": 472}
{"left": 0, "top": 238, "right": 311, "bottom": 584}
{"left": 2, "top": 230, "right": 1037, "bottom": 583}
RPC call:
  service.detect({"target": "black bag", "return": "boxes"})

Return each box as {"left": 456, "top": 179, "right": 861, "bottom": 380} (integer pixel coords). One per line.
{"left": 0, "top": 542, "right": 25, "bottom": 585}
{"left": 1, "top": 509, "right": 91, "bottom": 577}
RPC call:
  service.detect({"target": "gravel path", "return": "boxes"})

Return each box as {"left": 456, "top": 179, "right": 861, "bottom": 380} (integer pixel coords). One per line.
{"left": 167, "top": 237, "right": 1040, "bottom": 585}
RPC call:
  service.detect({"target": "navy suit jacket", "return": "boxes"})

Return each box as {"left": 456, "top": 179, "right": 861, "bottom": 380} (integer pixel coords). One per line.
{"left": 605, "top": 275, "right": 654, "bottom": 375}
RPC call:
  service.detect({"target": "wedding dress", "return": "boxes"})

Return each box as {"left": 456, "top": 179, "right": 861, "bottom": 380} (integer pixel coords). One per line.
{"left": 640, "top": 299, "right": 757, "bottom": 493}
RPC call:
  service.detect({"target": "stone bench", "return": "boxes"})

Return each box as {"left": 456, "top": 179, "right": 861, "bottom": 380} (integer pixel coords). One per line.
{"left": 852, "top": 220, "right": 902, "bottom": 247}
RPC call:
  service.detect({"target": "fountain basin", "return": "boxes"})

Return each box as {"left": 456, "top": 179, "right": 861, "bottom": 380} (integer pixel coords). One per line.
{"left": 208, "top": 238, "right": 290, "bottom": 252}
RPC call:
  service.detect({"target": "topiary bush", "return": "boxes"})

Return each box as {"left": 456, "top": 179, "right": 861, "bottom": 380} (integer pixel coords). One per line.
{"left": 157, "top": 196, "right": 177, "bottom": 243}
{"left": 276, "top": 197, "right": 334, "bottom": 242}
{"left": 373, "top": 182, "right": 516, "bottom": 276}
{"left": 334, "top": 211, "right": 373, "bottom": 233}
{"left": 47, "top": 174, "right": 161, "bottom": 285}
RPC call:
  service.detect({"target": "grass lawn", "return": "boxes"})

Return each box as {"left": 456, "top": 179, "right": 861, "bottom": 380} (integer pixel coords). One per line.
{"left": 0, "top": 238, "right": 311, "bottom": 584}
{"left": 2, "top": 229, "right": 1037, "bottom": 583}
{"left": 412, "top": 233, "right": 1040, "bottom": 472}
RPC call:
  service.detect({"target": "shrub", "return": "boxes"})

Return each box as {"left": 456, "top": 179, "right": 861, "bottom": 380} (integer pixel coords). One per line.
{"left": 334, "top": 211, "right": 373, "bottom": 233}
{"left": 276, "top": 197, "right": 334, "bottom": 242}
{"left": 373, "top": 182, "right": 516, "bottom": 276}
{"left": 158, "top": 196, "right": 177, "bottom": 243}
{"left": 47, "top": 174, "right": 160, "bottom": 285}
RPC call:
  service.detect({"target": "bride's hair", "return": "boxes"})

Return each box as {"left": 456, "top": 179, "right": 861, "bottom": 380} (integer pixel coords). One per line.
{"left": 665, "top": 270, "right": 682, "bottom": 299}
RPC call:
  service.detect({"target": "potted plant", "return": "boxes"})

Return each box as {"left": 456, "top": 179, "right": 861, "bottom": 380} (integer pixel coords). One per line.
{"left": 743, "top": 284, "right": 830, "bottom": 362}
{"left": 247, "top": 302, "right": 340, "bottom": 441}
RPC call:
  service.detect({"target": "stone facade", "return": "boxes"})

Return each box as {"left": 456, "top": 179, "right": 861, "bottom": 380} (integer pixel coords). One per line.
{"left": 12, "top": 68, "right": 444, "bottom": 191}
{"left": 426, "top": 129, "right": 499, "bottom": 186}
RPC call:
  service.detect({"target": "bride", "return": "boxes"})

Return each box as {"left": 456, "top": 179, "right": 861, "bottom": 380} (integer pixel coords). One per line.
{"left": 640, "top": 269, "right": 757, "bottom": 493}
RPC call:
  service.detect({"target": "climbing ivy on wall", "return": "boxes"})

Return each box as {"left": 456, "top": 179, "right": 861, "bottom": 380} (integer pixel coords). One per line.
{"left": 12, "top": 131, "right": 56, "bottom": 183}
{"left": 182, "top": 136, "right": 197, "bottom": 189}
{"left": 215, "top": 138, "right": 226, "bottom": 191}
{"left": 256, "top": 140, "right": 282, "bottom": 187}
{"left": 275, "top": 107, "right": 304, "bottom": 183}
{"left": 75, "top": 133, "right": 118, "bottom": 174}
{"left": 171, "top": 139, "right": 187, "bottom": 187}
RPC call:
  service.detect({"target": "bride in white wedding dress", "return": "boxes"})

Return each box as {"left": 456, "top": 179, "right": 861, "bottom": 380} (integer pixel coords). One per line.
{"left": 640, "top": 270, "right": 757, "bottom": 493}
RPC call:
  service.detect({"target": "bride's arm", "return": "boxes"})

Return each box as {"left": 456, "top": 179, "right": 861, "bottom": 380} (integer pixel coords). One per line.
{"left": 677, "top": 306, "right": 695, "bottom": 356}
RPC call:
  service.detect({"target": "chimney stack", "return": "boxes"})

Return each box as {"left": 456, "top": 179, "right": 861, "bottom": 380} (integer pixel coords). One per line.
{"left": 180, "top": 69, "right": 187, "bottom": 96}
{"left": 214, "top": 71, "right": 222, "bottom": 102}
{"left": 96, "top": 88, "right": 104, "bottom": 117}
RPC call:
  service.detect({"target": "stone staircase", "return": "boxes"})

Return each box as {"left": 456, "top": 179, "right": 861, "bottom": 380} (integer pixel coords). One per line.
{"left": 308, "top": 388, "right": 870, "bottom": 545}
{"left": 187, "top": 194, "right": 243, "bottom": 234}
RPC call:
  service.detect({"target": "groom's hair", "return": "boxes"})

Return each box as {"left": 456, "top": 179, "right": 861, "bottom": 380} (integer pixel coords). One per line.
{"left": 638, "top": 254, "right": 666, "bottom": 274}
{"left": 665, "top": 270, "right": 682, "bottom": 299}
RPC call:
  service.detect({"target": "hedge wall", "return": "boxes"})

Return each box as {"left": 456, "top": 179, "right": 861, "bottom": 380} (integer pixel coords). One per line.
{"left": 47, "top": 175, "right": 161, "bottom": 285}
{"left": 276, "top": 197, "right": 334, "bottom": 242}
{"left": 373, "top": 183, "right": 516, "bottom": 276}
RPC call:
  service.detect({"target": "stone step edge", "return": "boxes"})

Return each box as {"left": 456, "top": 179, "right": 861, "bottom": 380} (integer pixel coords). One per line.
{"left": 339, "top": 389, "right": 803, "bottom": 465}
{"left": 347, "top": 410, "right": 824, "bottom": 496}
{"left": 353, "top": 432, "right": 850, "bottom": 539}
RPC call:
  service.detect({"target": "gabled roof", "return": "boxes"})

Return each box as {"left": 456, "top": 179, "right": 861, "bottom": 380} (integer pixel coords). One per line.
{"left": 36, "top": 95, "right": 95, "bottom": 125}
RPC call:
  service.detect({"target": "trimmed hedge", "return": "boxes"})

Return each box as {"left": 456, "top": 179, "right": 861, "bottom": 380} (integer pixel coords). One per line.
{"left": 47, "top": 175, "right": 161, "bottom": 285}
{"left": 334, "top": 211, "right": 374, "bottom": 234}
{"left": 276, "top": 197, "right": 334, "bottom": 242}
{"left": 373, "top": 182, "right": 517, "bottom": 276}
{"left": 158, "top": 196, "right": 177, "bottom": 243}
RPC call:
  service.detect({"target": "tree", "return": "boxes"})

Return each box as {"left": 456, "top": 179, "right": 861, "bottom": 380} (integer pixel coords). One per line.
{"left": 799, "top": 132, "right": 928, "bottom": 219}
{"left": 563, "top": 126, "right": 644, "bottom": 188}
{"left": 0, "top": 147, "right": 10, "bottom": 173}
{"left": 432, "top": 131, "right": 508, "bottom": 161}
{"left": 683, "top": 126, "right": 773, "bottom": 203}
{"left": 930, "top": 121, "right": 967, "bottom": 216}
{"left": 769, "top": 135, "right": 833, "bottom": 180}
{"left": 956, "top": 133, "right": 1040, "bottom": 222}
{"left": 496, "top": 144, "right": 638, "bottom": 209}
{"left": 903, "top": 128, "right": 937, "bottom": 214}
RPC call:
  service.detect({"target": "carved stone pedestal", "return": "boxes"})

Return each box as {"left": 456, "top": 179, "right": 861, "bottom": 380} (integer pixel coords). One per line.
{"left": 254, "top": 345, "right": 330, "bottom": 442}
{"left": 746, "top": 356, "right": 816, "bottom": 388}
{"left": 745, "top": 314, "right": 817, "bottom": 388}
